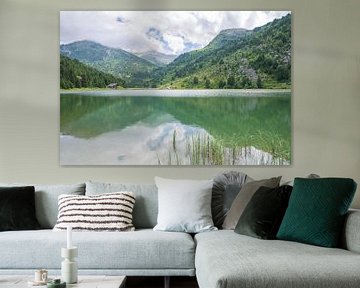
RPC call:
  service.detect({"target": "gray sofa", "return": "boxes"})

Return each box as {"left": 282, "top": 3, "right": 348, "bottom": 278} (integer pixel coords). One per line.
{"left": 0, "top": 181, "right": 360, "bottom": 288}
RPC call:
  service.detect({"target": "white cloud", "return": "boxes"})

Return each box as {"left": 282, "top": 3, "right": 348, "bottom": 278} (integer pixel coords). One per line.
{"left": 60, "top": 11, "right": 290, "bottom": 55}
{"left": 162, "top": 34, "right": 186, "bottom": 55}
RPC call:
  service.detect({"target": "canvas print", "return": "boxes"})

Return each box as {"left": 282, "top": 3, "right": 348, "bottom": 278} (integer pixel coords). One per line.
{"left": 60, "top": 11, "right": 291, "bottom": 165}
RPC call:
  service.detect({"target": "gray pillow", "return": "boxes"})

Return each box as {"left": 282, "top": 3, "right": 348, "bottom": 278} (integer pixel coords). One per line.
{"left": 0, "top": 183, "right": 85, "bottom": 228}
{"left": 86, "top": 181, "right": 158, "bottom": 229}
{"left": 212, "top": 171, "right": 251, "bottom": 228}
{"left": 153, "top": 177, "right": 217, "bottom": 233}
{"left": 222, "top": 176, "right": 281, "bottom": 230}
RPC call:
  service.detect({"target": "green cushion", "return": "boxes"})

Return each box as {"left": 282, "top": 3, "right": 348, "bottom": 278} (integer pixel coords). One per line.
{"left": 277, "top": 178, "right": 357, "bottom": 247}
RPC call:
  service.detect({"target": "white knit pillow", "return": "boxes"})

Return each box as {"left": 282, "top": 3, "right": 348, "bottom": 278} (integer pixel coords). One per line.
{"left": 53, "top": 192, "right": 135, "bottom": 231}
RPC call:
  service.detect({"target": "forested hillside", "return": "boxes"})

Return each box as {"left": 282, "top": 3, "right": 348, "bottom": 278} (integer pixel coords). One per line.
{"left": 60, "top": 55, "right": 125, "bottom": 89}
{"left": 60, "top": 13, "right": 291, "bottom": 89}
{"left": 60, "top": 41, "right": 155, "bottom": 87}
{"left": 152, "top": 13, "right": 291, "bottom": 89}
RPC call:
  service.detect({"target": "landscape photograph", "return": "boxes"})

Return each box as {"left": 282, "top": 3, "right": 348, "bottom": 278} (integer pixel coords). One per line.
{"left": 60, "top": 11, "right": 291, "bottom": 165}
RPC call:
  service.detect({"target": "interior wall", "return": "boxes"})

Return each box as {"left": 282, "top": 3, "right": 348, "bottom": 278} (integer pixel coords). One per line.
{"left": 0, "top": 0, "right": 359, "bottom": 208}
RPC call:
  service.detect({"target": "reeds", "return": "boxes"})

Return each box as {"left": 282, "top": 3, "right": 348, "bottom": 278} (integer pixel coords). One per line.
{"left": 158, "top": 129, "right": 290, "bottom": 165}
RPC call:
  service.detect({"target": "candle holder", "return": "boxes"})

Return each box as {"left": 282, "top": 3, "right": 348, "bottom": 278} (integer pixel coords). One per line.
{"left": 61, "top": 247, "right": 78, "bottom": 284}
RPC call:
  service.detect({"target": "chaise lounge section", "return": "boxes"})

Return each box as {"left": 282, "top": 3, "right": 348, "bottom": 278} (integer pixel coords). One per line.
{"left": 195, "top": 214, "right": 360, "bottom": 288}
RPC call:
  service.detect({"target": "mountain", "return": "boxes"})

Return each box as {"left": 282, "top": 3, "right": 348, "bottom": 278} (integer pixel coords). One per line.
{"left": 60, "top": 40, "right": 156, "bottom": 87}
{"left": 60, "top": 14, "right": 291, "bottom": 89}
{"left": 206, "top": 28, "right": 250, "bottom": 50}
{"left": 60, "top": 55, "right": 125, "bottom": 89}
{"left": 135, "top": 51, "right": 178, "bottom": 67}
{"left": 151, "top": 13, "right": 291, "bottom": 89}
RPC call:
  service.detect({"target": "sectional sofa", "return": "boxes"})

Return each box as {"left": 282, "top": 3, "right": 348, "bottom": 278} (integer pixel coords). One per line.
{"left": 0, "top": 180, "right": 359, "bottom": 288}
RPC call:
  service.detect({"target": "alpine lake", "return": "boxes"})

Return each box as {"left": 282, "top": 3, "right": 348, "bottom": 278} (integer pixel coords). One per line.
{"left": 60, "top": 89, "right": 291, "bottom": 165}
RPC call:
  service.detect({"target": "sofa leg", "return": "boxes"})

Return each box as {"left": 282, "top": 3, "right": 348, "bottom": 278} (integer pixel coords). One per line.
{"left": 164, "top": 276, "right": 170, "bottom": 288}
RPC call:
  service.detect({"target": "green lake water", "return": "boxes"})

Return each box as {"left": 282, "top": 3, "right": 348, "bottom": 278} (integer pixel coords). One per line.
{"left": 60, "top": 89, "right": 291, "bottom": 165}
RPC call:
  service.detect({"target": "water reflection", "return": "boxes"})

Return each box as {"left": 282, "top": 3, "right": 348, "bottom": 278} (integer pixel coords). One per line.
{"left": 60, "top": 91, "right": 291, "bottom": 165}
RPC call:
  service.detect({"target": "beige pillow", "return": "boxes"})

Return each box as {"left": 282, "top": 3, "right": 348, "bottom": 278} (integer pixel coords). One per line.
{"left": 222, "top": 176, "right": 281, "bottom": 230}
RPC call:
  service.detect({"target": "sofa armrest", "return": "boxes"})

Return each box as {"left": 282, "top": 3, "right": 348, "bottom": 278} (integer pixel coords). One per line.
{"left": 342, "top": 209, "right": 360, "bottom": 253}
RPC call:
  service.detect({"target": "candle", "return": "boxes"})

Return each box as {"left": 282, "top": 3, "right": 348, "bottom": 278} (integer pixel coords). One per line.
{"left": 67, "top": 225, "right": 72, "bottom": 249}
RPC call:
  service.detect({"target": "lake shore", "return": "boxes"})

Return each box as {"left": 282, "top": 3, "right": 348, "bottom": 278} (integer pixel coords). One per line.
{"left": 60, "top": 88, "right": 291, "bottom": 97}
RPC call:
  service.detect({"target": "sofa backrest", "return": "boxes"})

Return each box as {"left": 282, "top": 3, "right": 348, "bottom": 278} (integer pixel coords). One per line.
{"left": 0, "top": 183, "right": 86, "bottom": 228}
{"left": 86, "top": 181, "right": 158, "bottom": 229}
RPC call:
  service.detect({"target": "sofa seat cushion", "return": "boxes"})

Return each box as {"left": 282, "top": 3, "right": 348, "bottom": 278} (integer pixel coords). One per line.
{"left": 195, "top": 230, "right": 360, "bottom": 288}
{"left": 0, "top": 229, "right": 195, "bottom": 270}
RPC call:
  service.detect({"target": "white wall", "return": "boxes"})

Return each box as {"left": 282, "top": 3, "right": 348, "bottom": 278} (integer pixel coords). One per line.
{"left": 0, "top": 0, "right": 359, "bottom": 208}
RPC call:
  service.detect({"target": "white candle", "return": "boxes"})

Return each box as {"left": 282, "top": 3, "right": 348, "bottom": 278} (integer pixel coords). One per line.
{"left": 67, "top": 225, "right": 72, "bottom": 249}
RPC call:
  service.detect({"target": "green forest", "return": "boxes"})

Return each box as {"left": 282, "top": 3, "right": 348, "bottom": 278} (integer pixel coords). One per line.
{"left": 60, "top": 55, "right": 125, "bottom": 89}
{"left": 60, "top": 13, "right": 291, "bottom": 90}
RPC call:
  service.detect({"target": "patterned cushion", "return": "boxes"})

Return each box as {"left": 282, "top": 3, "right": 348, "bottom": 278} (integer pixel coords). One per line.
{"left": 85, "top": 181, "right": 158, "bottom": 229}
{"left": 53, "top": 192, "right": 136, "bottom": 232}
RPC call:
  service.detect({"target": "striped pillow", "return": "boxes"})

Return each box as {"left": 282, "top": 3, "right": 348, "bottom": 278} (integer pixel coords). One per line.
{"left": 53, "top": 192, "right": 135, "bottom": 232}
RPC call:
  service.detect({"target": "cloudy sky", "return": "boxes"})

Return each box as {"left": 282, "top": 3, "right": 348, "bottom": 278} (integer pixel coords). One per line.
{"left": 60, "top": 11, "right": 290, "bottom": 56}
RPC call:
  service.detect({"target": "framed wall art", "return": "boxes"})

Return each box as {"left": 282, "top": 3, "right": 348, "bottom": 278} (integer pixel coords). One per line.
{"left": 60, "top": 11, "right": 291, "bottom": 166}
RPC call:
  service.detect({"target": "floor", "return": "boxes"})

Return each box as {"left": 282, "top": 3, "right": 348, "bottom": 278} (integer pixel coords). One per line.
{"left": 126, "top": 276, "right": 199, "bottom": 288}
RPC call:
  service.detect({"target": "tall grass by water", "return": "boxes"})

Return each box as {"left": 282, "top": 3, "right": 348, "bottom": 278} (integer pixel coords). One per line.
{"left": 157, "top": 129, "right": 290, "bottom": 165}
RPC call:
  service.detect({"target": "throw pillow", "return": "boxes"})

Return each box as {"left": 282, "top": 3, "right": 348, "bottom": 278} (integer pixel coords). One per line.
{"left": 53, "top": 192, "right": 136, "bottom": 231}
{"left": 277, "top": 178, "right": 357, "bottom": 248}
{"left": 222, "top": 176, "right": 281, "bottom": 230}
{"left": 212, "top": 171, "right": 251, "bottom": 228}
{"left": 0, "top": 186, "right": 41, "bottom": 231}
{"left": 234, "top": 185, "right": 293, "bottom": 239}
{"left": 86, "top": 181, "right": 158, "bottom": 229}
{"left": 153, "top": 177, "right": 217, "bottom": 233}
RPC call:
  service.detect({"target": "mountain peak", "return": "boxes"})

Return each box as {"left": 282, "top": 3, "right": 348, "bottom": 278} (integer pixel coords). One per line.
{"left": 218, "top": 28, "right": 249, "bottom": 35}
{"left": 207, "top": 28, "right": 251, "bottom": 50}
{"left": 61, "top": 40, "right": 104, "bottom": 48}
{"left": 135, "top": 50, "right": 178, "bottom": 66}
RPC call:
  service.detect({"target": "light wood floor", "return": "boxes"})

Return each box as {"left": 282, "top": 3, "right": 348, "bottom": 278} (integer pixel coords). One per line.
{"left": 126, "top": 276, "right": 199, "bottom": 288}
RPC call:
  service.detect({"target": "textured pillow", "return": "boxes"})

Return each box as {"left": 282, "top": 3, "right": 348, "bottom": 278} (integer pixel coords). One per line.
{"left": 222, "top": 176, "right": 281, "bottom": 230}
{"left": 0, "top": 183, "right": 85, "bottom": 228}
{"left": 86, "top": 181, "right": 158, "bottom": 229}
{"left": 212, "top": 171, "right": 251, "bottom": 228}
{"left": 0, "top": 186, "right": 41, "bottom": 231}
{"left": 154, "top": 177, "right": 217, "bottom": 233}
{"left": 235, "top": 185, "right": 293, "bottom": 239}
{"left": 277, "top": 178, "right": 357, "bottom": 247}
{"left": 53, "top": 192, "right": 136, "bottom": 231}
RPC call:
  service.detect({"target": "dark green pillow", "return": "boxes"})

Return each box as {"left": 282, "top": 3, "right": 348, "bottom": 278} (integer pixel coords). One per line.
{"left": 235, "top": 185, "right": 292, "bottom": 239}
{"left": 277, "top": 178, "right": 357, "bottom": 247}
{"left": 0, "top": 186, "right": 41, "bottom": 231}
